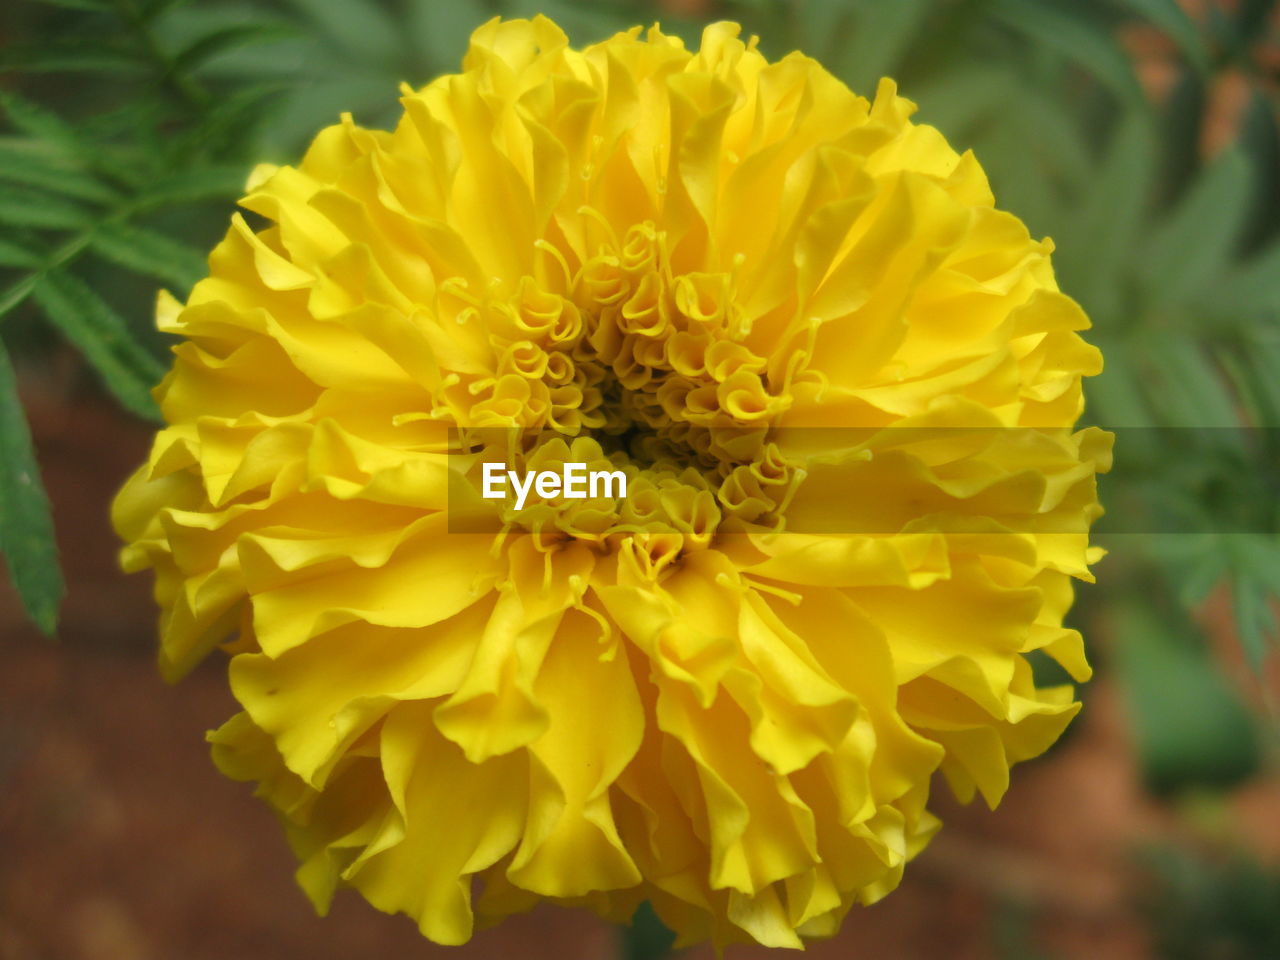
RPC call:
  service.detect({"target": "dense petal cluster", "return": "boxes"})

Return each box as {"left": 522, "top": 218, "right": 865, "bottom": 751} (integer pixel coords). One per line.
{"left": 114, "top": 17, "right": 1110, "bottom": 950}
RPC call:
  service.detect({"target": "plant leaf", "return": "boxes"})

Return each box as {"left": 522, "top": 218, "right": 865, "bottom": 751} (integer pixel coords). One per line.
{"left": 1140, "top": 334, "right": 1244, "bottom": 428}
{"left": 1220, "top": 238, "right": 1280, "bottom": 316}
{"left": 1217, "top": 343, "right": 1280, "bottom": 427}
{"left": 0, "top": 183, "right": 96, "bottom": 230}
{"left": 1231, "top": 574, "right": 1275, "bottom": 669}
{"left": 1060, "top": 107, "right": 1157, "bottom": 319}
{"left": 832, "top": 0, "right": 932, "bottom": 96}
{"left": 171, "top": 23, "right": 300, "bottom": 75}
{"left": 0, "top": 273, "right": 40, "bottom": 323}
{"left": 170, "top": 83, "right": 287, "bottom": 159}
{"left": 31, "top": 271, "right": 164, "bottom": 421}
{"left": 1244, "top": 342, "right": 1280, "bottom": 426}
{"left": 1160, "top": 534, "right": 1229, "bottom": 606}
{"left": 1142, "top": 148, "right": 1253, "bottom": 309}
{"left": 0, "top": 335, "right": 63, "bottom": 635}
{"left": 405, "top": 0, "right": 491, "bottom": 76}
{"left": 0, "top": 91, "right": 89, "bottom": 160}
{"left": 0, "top": 236, "right": 42, "bottom": 269}
{"left": 1084, "top": 336, "right": 1155, "bottom": 427}
{"left": 135, "top": 164, "right": 247, "bottom": 207}
{"left": 1110, "top": 0, "right": 1210, "bottom": 71}
{"left": 280, "top": 0, "right": 401, "bottom": 64}
{"left": 141, "top": 0, "right": 197, "bottom": 23}
{"left": 992, "top": 0, "right": 1145, "bottom": 103}
{"left": 1113, "top": 599, "right": 1260, "bottom": 793}
{"left": 0, "top": 142, "right": 119, "bottom": 204}
{"left": 30, "top": 0, "right": 111, "bottom": 10}
{"left": 89, "top": 220, "right": 207, "bottom": 291}
{"left": 0, "top": 44, "right": 148, "bottom": 76}
{"left": 260, "top": 75, "right": 396, "bottom": 154}
{"left": 1233, "top": 535, "right": 1280, "bottom": 597}
{"left": 2, "top": 94, "right": 150, "bottom": 190}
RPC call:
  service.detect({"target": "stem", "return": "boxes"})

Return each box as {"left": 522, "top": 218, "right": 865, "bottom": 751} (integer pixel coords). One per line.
{"left": 0, "top": 197, "right": 141, "bottom": 326}
{"left": 0, "top": 230, "right": 94, "bottom": 324}
{"left": 111, "top": 0, "right": 212, "bottom": 110}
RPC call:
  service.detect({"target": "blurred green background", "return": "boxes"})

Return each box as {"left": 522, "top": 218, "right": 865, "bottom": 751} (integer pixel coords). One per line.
{"left": 0, "top": 1, "right": 1277, "bottom": 958}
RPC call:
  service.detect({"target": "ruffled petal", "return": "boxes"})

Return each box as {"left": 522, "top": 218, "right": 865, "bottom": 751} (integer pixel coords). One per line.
{"left": 115, "top": 15, "right": 1108, "bottom": 952}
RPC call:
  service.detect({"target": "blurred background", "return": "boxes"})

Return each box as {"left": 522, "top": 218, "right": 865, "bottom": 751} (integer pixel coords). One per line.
{"left": 1, "top": 0, "right": 1278, "bottom": 957}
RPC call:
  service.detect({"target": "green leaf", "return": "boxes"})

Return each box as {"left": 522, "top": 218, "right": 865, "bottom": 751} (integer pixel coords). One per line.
{"left": 1083, "top": 336, "right": 1154, "bottom": 427}
{"left": 794, "top": 0, "right": 853, "bottom": 67}
{"left": 1238, "top": 91, "right": 1280, "bottom": 250}
{"left": 405, "top": 0, "right": 492, "bottom": 76}
{"left": 1112, "top": 599, "right": 1260, "bottom": 794}
{"left": 281, "top": 0, "right": 401, "bottom": 64}
{"left": 170, "top": 23, "right": 300, "bottom": 75}
{"left": 1231, "top": 575, "right": 1275, "bottom": 669}
{"left": 1233, "top": 536, "right": 1280, "bottom": 600}
{"left": 0, "top": 237, "right": 42, "bottom": 269}
{"left": 0, "top": 91, "right": 88, "bottom": 160}
{"left": 895, "top": 0, "right": 1000, "bottom": 83}
{"left": 833, "top": 0, "right": 932, "bottom": 95}
{"left": 1140, "top": 335, "right": 1243, "bottom": 428}
{"left": 498, "top": 0, "right": 634, "bottom": 45}
{"left": 0, "top": 336, "right": 63, "bottom": 635}
{"left": 141, "top": 0, "right": 195, "bottom": 22}
{"left": 170, "top": 83, "right": 287, "bottom": 158}
{"left": 1160, "top": 534, "right": 1229, "bottom": 606}
{"left": 1234, "top": 0, "right": 1280, "bottom": 51}
{"left": 3, "top": 94, "right": 150, "bottom": 190}
{"left": 1217, "top": 343, "right": 1280, "bottom": 427}
{"left": 1142, "top": 148, "right": 1253, "bottom": 309}
{"left": 0, "top": 184, "right": 95, "bottom": 230}
{"left": 1110, "top": 0, "right": 1210, "bottom": 71}
{"left": 1221, "top": 238, "right": 1280, "bottom": 316}
{"left": 31, "top": 0, "right": 110, "bottom": 9}
{"left": 1007, "top": 86, "right": 1095, "bottom": 193}
{"left": 1243, "top": 341, "right": 1280, "bottom": 425}
{"left": 261, "top": 75, "right": 397, "bottom": 154}
{"left": 1061, "top": 108, "right": 1157, "bottom": 319}
{"left": 0, "top": 273, "right": 40, "bottom": 323}
{"left": 1160, "top": 68, "right": 1207, "bottom": 205}
{"left": 620, "top": 901, "right": 677, "bottom": 960}
{"left": 0, "top": 44, "right": 148, "bottom": 76}
{"left": 0, "top": 142, "right": 119, "bottom": 204}
{"left": 992, "top": 0, "right": 1145, "bottom": 103}
{"left": 151, "top": 9, "right": 309, "bottom": 81}
{"left": 88, "top": 220, "right": 207, "bottom": 291}
{"left": 30, "top": 271, "right": 164, "bottom": 421}
{"left": 912, "top": 67, "right": 1093, "bottom": 210}
{"left": 976, "top": 121, "right": 1059, "bottom": 237}
{"left": 135, "top": 164, "right": 247, "bottom": 207}
{"left": 911, "top": 66, "right": 1023, "bottom": 148}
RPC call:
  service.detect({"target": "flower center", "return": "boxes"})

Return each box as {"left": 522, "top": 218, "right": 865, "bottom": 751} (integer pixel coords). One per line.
{"left": 438, "top": 217, "right": 806, "bottom": 546}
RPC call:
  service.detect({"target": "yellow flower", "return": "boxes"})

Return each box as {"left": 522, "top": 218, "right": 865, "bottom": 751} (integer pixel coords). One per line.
{"left": 113, "top": 16, "right": 1110, "bottom": 950}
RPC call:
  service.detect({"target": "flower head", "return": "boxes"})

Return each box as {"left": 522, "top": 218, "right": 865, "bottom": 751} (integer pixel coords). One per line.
{"left": 114, "top": 16, "right": 1109, "bottom": 950}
